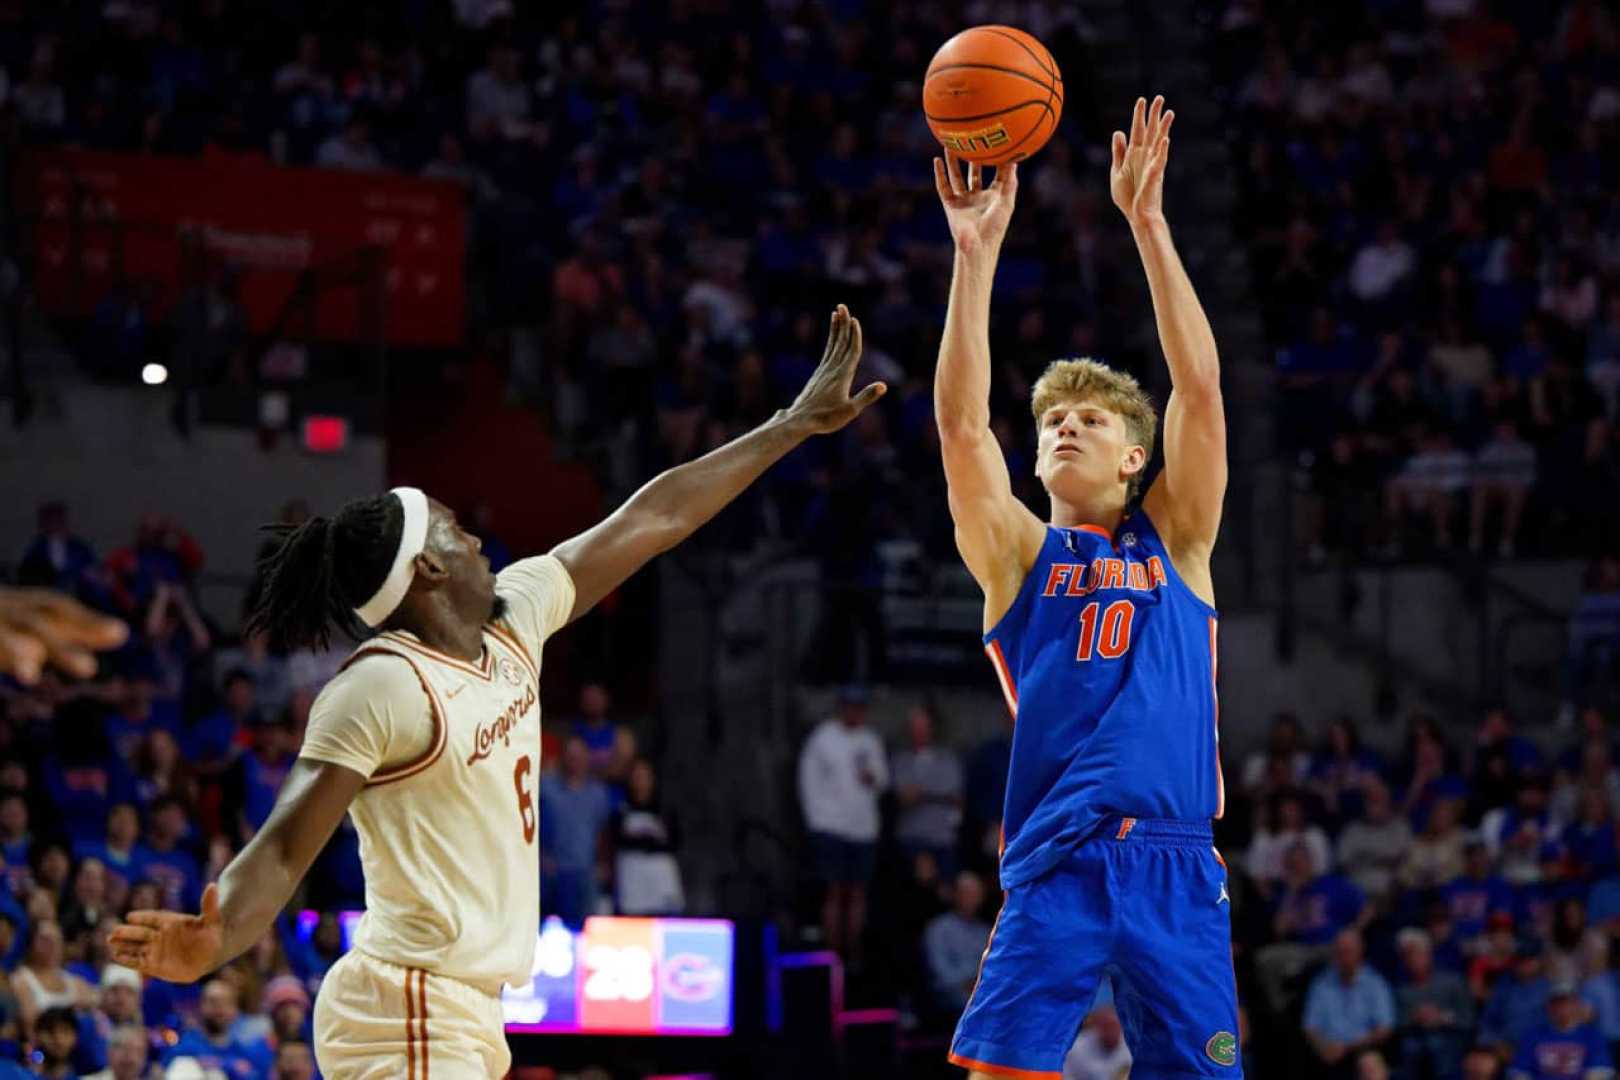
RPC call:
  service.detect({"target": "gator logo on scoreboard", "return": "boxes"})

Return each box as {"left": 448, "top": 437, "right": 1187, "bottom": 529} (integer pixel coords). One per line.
{"left": 662, "top": 953, "right": 725, "bottom": 1003}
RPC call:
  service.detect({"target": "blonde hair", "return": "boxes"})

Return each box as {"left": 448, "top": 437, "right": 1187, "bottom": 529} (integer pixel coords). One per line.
{"left": 1030, "top": 358, "right": 1157, "bottom": 501}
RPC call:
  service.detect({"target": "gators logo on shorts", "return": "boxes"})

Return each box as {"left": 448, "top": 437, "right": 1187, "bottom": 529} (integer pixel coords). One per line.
{"left": 1205, "top": 1031, "right": 1237, "bottom": 1067}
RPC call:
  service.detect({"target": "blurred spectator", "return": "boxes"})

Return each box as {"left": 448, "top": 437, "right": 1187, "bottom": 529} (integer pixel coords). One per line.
{"left": 1466, "top": 1047, "right": 1506, "bottom": 1080}
{"left": 798, "top": 686, "right": 888, "bottom": 961}
{"left": 1302, "top": 929, "right": 1396, "bottom": 1078}
{"left": 1470, "top": 421, "right": 1537, "bottom": 557}
{"left": 163, "top": 978, "right": 269, "bottom": 1079}
{"left": 609, "top": 758, "right": 683, "bottom": 916}
{"left": 185, "top": 671, "right": 257, "bottom": 776}
{"left": 1395, "top": 926, "right": 1476, "bottom": 1077}
{"left": 16, "top": 503, "right": 98, "bottom": 596}
{"left": 140, "top": 796, "right": 201, "bottom": 911}
{"left": 1443, "top": 839, "right": 1517, "bottom": 949}
{"left": 103, "top": 516, "right": 204, "bottom": 618}
{"left": 131, "top": 730, "right": 194, "bottom": 815}
{"left": 891, "top": 702, "right": 963, "bottom": 875}
{"left": 1256, "top": 842, "right": 1369, "bottom": 1017}
{"left": 212, "top": 631, "right": 291, "bottom": 723}
{"left": 1311, "top": 717, "right": 1384, "bottom": 826}
{"left": 1401, "top": 797, "right": 1470, "bottom": 892}
{"left": 273, "top": 1040, "right": 315, "bottom": 1080}
{"left": 1241, "top": 714, "right": 1313, "bottom": 797}
{"left": 315, "top": 114, "right": 383, "bottom": 171}
{"left": 539, "top": 736, "right": 611, "bottom": 927}
{"left": 569, "top": 683, "right": 630, "bottom": 786}
{"left": 1482, "top": 943, "right": 1554, "bottom": 1059}
{"left": 1507, "top": 979, "right": 1613, "bottom": 1080}
{"left": 223, "top": 718, "right": 294, "bottom": 842}
{"left": 1062, "top": 1004, "right": 1132, "bottom": 1080}
{"left": 83, "top": 1021, "right": 150, "bottom": 1080}
{"left": 1337, "top": 779, "right": 1413, "bottom": 907}
{"left": 1247, "top": 790, "right": 1333, "bottom": 893}
{"left": 922, "top": 871, "right": 989, "bottom": 1017}
{"left": 59, "top": 857, "right": 110, "bottom": 949}
{"left": 1564, "top": 556, "right": 1620, "bottom": 717}
{"left": 31, "top": 1005, "right": 79, "bottom": 1080}
{"left": 15, "top": 921, "right": 93, "bottom": 1039}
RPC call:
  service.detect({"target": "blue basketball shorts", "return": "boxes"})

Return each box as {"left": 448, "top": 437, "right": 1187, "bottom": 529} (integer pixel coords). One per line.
{"left": 948, "top": 817, "right": 1242, "bottom": 1078}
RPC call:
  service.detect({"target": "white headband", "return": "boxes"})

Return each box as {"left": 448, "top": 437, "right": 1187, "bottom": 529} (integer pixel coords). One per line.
{"left": 354, "top": 487, "right": 430, "bottom": 627}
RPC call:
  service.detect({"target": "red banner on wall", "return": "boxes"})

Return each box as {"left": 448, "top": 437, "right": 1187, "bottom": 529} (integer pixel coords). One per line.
{"left": 16, "top": 150, "right": 466, "bottom": 347}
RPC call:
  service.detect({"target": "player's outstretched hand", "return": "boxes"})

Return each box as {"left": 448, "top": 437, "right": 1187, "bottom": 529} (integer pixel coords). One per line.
{"left": 1111, "top": 95, "right": 1174, "bottom": 228}
{"left": 933, "top": 151, "right": 1017, "bottom": 257}
{"left": 0, "top": 586, "right": 128, "bottom": 685}
{"left": 786, "top": 304, "right": 886, "bottom": 435}
{"left": 108, "top": 882, "right": 225, "bottom": 984}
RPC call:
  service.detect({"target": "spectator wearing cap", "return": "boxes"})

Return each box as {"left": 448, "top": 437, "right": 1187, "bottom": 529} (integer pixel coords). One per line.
{"left": 162, "top": 978, "right": 270, "bottom": 1080}
{"left": 1442, "top": 838, "right": 1517, "bottom": 949}
{"left": 1481, "top": 939, "right": 1554, "bottom": 1060}
{"left": 798, "top": 686, "right": 888, "bottom": 962}
{"left": 82, "top": 1022, "right": 149, "bottom": 1080}
{"left": 1302, "top": 929, "right": 1395, "bottom": 1079}
{"left": 922, "top": 870, "right": 990, "bottom": 1017}
{"left": 1337, "top": 778, "right": 1413, "bottom": 908}
{"left": 262, "top": 975, "right": 311, "bottom": 1047}
{"left": 32, "top": 1006, "right": 80, "bottom": 1079}
{"left": 891, "top": 702, "right": 964, "bottom": 876}
{"left": 1395, "top": 926, "right": 1475, "bottom": 1078}
{"left": 74, "top": 963, "right": 143, "bottom": 1076}
{"left": 1508, "top": 978, "right": 1614, "bottom": 1080}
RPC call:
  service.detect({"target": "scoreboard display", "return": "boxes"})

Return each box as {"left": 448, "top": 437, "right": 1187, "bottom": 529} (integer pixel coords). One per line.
{"left": 502, "top": 916, "right": 735, "bottom": 1036}
{"left": 295, "top": 912, "right": 734, "bottom": 1037}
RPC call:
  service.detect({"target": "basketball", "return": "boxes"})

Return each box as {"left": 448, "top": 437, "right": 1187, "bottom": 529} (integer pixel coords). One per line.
{"left": 923, "top": 25, "right": 1063, "bottom": 166}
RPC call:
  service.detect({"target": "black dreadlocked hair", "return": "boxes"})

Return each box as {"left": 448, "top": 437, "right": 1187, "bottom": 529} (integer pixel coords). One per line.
{"left": 244, "top": 493, "right": 405, "bottom": 652}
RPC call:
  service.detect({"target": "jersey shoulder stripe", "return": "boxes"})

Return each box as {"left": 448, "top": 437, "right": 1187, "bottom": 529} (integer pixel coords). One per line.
{"left": 336, "top": 645, "right": 448, "bottom": 787}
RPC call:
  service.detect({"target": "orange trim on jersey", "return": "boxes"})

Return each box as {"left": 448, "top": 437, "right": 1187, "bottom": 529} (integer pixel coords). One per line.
{"left": 485, "top": 622, "right": 539, "bottom": 683}
{"left": 1209, "top": 616, "right": 1225, "bottom": 820}
{"left": 365, "top": 653, "right": 449, "bottom": 787}
{"left": 1073, "top": 523, "right": 1113, "bottom": 541}
{"left": 417, "top": 969, "right": 430, "bottom": 1079}
{"left": 1213, "top": 846, "right": 1227, "bottom": 869}
{"left": 405, "top": 968, "right": 417, "bottom": 1080}
{"left": 984, "top": 639, "right": 1018, "bottom": 719}
{"left": 960, "top": 898, "right": 1006, "bottom": 1022}
{"left": 944, "top": 1053, "right": 1059, "bottom": 1079}
{"left": 380, "top": 630, "right": 495, "bottom": 681}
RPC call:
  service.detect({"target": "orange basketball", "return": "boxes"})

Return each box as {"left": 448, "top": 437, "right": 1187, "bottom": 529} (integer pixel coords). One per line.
{"left": 923, "top": 26, "right": 1063, "bottom": 166}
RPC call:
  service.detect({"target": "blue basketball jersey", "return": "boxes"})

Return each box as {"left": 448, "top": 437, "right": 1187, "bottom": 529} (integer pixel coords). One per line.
{"left": 983, "top": 508, "right": 1223, "bottom": 889}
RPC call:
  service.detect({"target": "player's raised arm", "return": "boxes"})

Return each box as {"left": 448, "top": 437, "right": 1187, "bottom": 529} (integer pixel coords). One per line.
{"left": 932, "top": 153, "right": 1045, "bottom": 628}
{"left": 109, "top": 758, "right": 364, "bottom": 982}
{"left": 1118, "top": 96, "right": 1227, "bottom": 598}
{"left": 551, "top": 304, "right": 884, "bottom": 623}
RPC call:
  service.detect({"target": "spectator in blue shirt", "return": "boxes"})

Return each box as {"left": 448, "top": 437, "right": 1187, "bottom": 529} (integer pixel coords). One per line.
{"left": 138, "top": 797, "right": 200, "bottom": 911}
{"left": 1483, "top": 941, "right": 1555, "bottom": 1059}
{"left": 1509, "top": 980, "right": 1615, "bottom": 1080}
{"left": 162, "top": 978, "right": 269, "bottom": 1080}
{"left": 185, "top": 669, "right": 258, "bottom": 776}
{"left": 539, "top": 736, "right": 613, "bottom": 927}
{"left": 922, "top": 870, "right": 991, "bottom": 1016}
{"left": 0, "top": 791, "right": 34, "bottom": 896}
{"left": 72, "top": 803, "right": 146, "bottom": 910}
{"left": 16, "top": 502, "right": 97, "bottom": 595}
{"left": 1444, "top": 838, "right": 1518, "bottom": 946}
{"left": 1561, "top": 787, "right": 1620, "bottom": 882}
{"left": 1274, "top": 842, "right": 1368, "bottom": 946}
{"left": 1302, "top": 929, "right": 1396, "bottom": 1075}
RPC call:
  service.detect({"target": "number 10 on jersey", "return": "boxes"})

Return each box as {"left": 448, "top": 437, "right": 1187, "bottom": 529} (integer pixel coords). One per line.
{"left": 1076, "top": 599, "right": 1134, "bottom": 661}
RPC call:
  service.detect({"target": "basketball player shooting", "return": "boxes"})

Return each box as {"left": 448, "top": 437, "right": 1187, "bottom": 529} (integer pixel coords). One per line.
{"left": 933, "top": 97, "right": 1238, "bottom": 1077}
{"left": 107, "top": 306, "right": 883, "bottom": 1078}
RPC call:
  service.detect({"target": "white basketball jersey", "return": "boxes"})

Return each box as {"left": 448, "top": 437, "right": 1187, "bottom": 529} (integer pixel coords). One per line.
{"left": 299, "top": 555, "right": 574, "bottom": 990}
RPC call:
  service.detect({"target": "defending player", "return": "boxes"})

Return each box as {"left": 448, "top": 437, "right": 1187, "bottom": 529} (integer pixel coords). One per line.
{"left": 934, "top": 97, "right": 1238, "bottom": 1077}
{"left": 108, "top": 306, "right": 883, "bottom": 1078}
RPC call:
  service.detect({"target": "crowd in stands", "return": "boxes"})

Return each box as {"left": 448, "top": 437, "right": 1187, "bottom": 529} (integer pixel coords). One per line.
{"left": 1213, "top": 0, "right": 1620, "bottom": 563}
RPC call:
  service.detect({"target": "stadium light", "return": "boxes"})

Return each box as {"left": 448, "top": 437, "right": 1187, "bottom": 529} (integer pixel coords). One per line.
{"left": 141, "top": 363, "right": 168, "bottom": 386}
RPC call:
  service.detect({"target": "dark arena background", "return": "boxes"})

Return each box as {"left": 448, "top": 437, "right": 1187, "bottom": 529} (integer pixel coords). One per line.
{"left": 1, "top": 1, "right": 1619, "bottom": 1078}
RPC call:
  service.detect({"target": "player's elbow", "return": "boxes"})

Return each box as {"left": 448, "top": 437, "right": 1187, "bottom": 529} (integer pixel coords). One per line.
{"left": 934, "top": 408, "right": 991, "bottom": 444}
